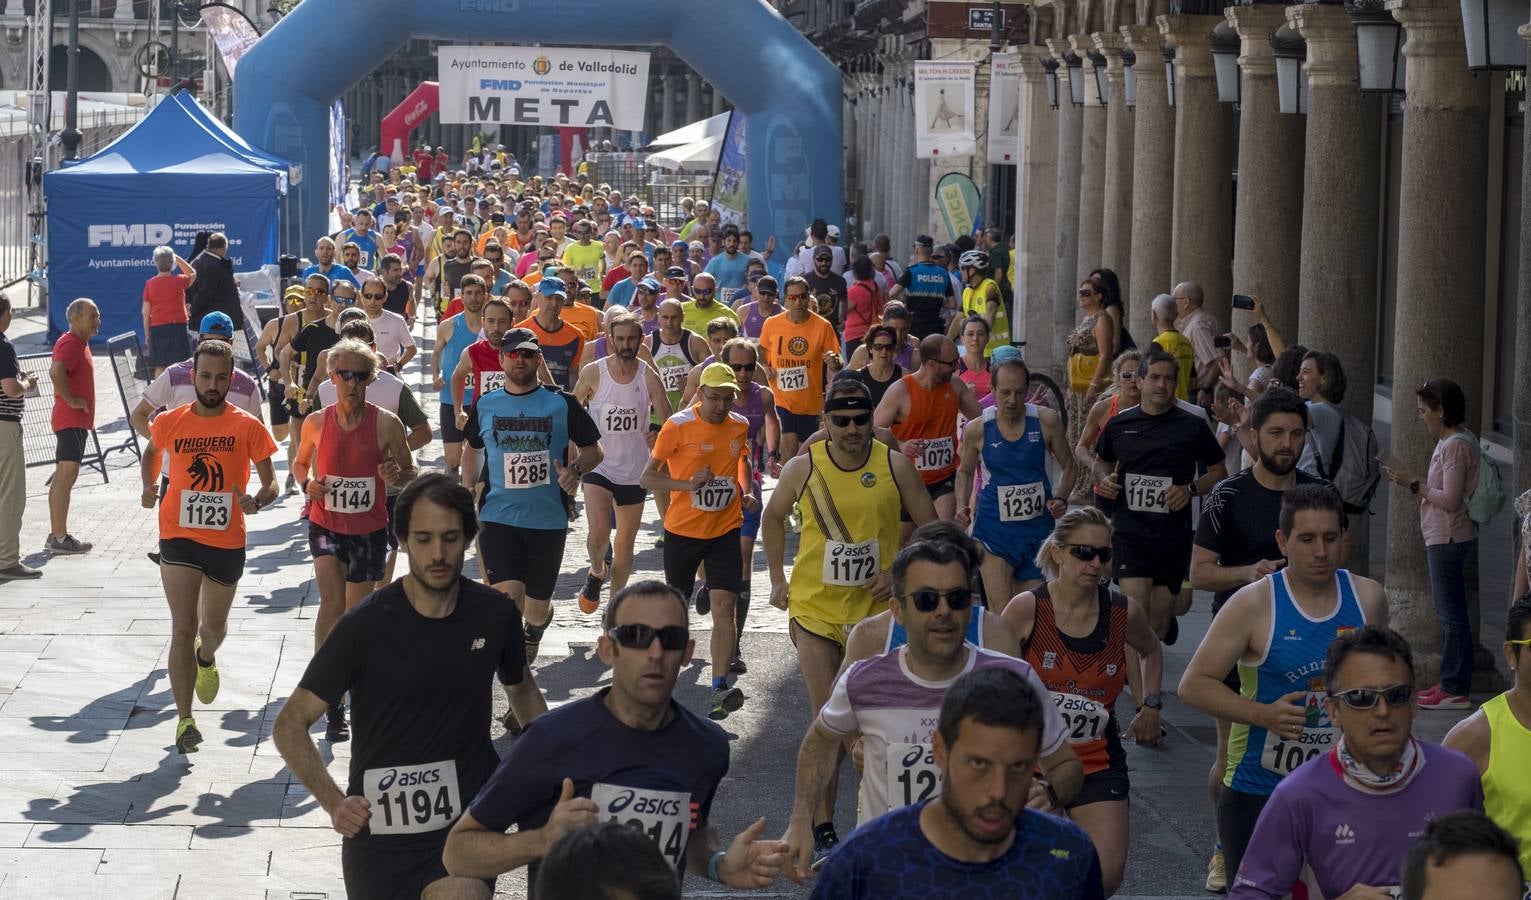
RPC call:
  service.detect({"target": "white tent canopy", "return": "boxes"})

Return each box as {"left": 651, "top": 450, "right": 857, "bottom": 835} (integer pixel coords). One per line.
{"left": 645, "top": 133, "right": 722, "bottom": 172}
{"left": 645, "top": 112, "right": 729, "bottom": 150}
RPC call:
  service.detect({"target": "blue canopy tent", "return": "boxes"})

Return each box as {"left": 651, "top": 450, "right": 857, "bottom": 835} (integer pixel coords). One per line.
{"left": 44, "top": 94, "right": 290, "bottom": 342}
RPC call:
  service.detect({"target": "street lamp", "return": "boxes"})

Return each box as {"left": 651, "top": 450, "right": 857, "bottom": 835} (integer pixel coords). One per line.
{"left": 1271, "top": 31, "right": 1308, "bottom": 115}
{"left": 1459, "top": 0, "right": 1525, "bottom": 70}
{"left": 1210, "top": 28, "right": 1241, "bottom": 104}
{"left": 1122, "top": 48, "right": 1138, "bottom": 108}
{"left": 1044, "top": 57, "right": 1060, "bottom": 109}
{"left": 1066, "top": 51, "right": 1084, "bottom": 106}
{"left": 1349, "top": 0, "right": 1406, "bottom": 92}
{"left": 1164, "top": 46, "right": 1177, "bottom": 107}
{"left": 1089, "top": 50, "right": 1109, "bottom": 105}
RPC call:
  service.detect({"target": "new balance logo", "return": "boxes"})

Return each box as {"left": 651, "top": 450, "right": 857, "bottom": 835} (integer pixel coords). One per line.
{"left": 470, "top": 638, "right": 486, "bottom": 651}
{"left": 1334, "top": 824, "right": 1356, "bottom": 844}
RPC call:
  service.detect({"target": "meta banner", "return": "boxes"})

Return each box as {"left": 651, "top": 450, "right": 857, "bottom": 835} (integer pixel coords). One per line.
{"left": 438, "top": 46, "right": 651, "bottom": 130}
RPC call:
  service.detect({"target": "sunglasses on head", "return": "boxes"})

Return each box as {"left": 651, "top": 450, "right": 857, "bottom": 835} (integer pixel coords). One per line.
{"left": 1063, "top": 544, "right": 1112, "bottom": 564}
{"left": 334, "top": 369, "right": 369, "bottom": 383}
{"left": 608, "top": 623, "right": 689, "bottom": 651}
{"left": 361, "top": 292, "right": 385, "bottom": 300}
{"left": 829, "top": 412, "right": 870, "bottom": 428}
{"left": 906, "top": 587, "right": 974, "bottom": 613}
{"left": 501, "top": 347, "right": 540, "bottom": 359}
{"left": 1329, "top": 684, "right": 1414, "bottom": 710}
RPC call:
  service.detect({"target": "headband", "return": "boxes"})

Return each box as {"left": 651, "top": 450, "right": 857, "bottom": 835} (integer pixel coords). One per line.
{"left": 825, "top": 395, "right": 873, "bottom": 413}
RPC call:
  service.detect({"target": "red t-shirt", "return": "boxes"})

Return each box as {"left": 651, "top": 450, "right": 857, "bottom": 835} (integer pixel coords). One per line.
{"left": 143, "top": 272, "right": 192, "bottom": 326}
{"left": 50, "top": 331, "right": 94, "bottom": 432}
{"left": 413, "top": 150, "right": 433, "bottom": 181}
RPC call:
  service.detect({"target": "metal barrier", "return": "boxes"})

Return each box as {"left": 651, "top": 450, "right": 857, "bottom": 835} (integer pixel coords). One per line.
{"left": 15, "top": 331, "right": 147, "bottom": 482}
{"left": 103, "top": 332, "right": 148, "bottom": 466}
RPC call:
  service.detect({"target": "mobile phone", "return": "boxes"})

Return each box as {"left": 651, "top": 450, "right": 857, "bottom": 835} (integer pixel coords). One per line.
{"left": 1213, "top": 334, "right": 1232, "bottom": 349}
{"left": 1232, "top": 294, "right": 1255, "bottom": 311}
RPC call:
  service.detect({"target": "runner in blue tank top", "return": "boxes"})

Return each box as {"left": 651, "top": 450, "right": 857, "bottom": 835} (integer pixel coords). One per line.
{"left": 1176, "top": 484, "right": 1389, "bottom": 885}
{"left": 955, "top": 357, "right": 1076, "bottom": 608}
{"left": 434, "top": 277, "right": 486, "bottom": 483}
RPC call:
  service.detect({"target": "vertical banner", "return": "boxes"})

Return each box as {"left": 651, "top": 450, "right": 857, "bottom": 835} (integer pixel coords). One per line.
{"left": 914, "top": 61, "right": 977, "bottom": 158}
{"left": 711, "top": 110, "right": 747, "bottom": 227}
{"left": 199, "top": 6, "right": 261, "bottom": 81}
{"left": 328, "top": 100, "right": 347, "bottom": 209}
{"left": 987, "top": 53, "right": 1021, "bottom": 164}
{"left": 536, "top": 134, "right": 559, "bottom": 178}
{"left": 935, "top": 172, "right": 982, "bottom": 241}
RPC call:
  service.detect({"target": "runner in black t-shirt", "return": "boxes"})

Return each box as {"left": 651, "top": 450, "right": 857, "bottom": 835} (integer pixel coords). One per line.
{"left": 273, "top": 475, "right": 546, "bottom": 900}
{"left": 1091, "top": 349, "right": 1226, "bottom": 643}
{"left": 444, "top": 580, "right": 787, "bottom": 897}
{"left": 1185, "top": 386, "right": 1322, "bottom": 892}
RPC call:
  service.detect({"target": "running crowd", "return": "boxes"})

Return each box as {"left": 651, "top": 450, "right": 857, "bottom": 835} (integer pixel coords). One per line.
{"left": 1, "top": 152, "right": 1529, "bottom": 900}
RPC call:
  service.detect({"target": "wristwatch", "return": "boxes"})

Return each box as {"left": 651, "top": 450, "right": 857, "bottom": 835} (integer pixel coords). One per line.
{"left": 1141, "top": 694, "right": 1163, "bottom": 710}
{"left": 1409, "top": 479, "right": 1421, "bottom": 494}
{"left": 1188, "top": 481, "right": 1199, "bottom": 497}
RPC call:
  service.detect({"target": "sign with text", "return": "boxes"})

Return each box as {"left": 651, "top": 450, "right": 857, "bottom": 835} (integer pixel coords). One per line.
{"left": 987, "top": 53, "right": 1020, "bottom": 164}
{"left": 914, "top": 61, "right": 977, "bottom": 158}
{"left": 438, "top": 46, "right": 650, "bottom": 130}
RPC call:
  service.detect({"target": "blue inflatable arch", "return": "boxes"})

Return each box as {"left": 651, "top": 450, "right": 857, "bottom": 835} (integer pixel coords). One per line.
{"left": 233, "top": 0, "right": 843, "bottom": 256}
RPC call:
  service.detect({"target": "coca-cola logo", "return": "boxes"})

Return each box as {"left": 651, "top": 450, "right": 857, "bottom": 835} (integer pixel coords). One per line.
{"left": 404, "top": 100, "right": 429, "bottom": 127}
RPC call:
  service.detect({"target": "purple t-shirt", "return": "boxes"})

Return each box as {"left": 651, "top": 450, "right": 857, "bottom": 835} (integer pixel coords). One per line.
{"left": 1230, "top": 741, "right": 1483, "bottom": 900}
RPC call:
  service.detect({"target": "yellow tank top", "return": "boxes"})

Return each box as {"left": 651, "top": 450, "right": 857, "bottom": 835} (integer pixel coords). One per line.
{"left": 1482, "top": 692, "right": 1531, "bottom": 874}
{"left": 789, "top": 440, "right": 902, "bottom": 627}
{"left": 961, "top": 278, "right": 1010, "bottom": 357}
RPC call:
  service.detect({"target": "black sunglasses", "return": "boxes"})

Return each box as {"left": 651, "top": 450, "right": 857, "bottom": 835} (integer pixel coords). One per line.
{"left": 730, "top": 363, "right": 756, "bottom": 373}
{"left": 829, "top": 413, "right": 870, "bottom": 428}
{"left": 906, "top": 587, "right": 974, "bottom": 613}
{"left": 1063, "top": 544, "right": 1112, "bottom": 564}
{"left": 361, "top": 292, "right": 385, "bottom": 300}
{"left": 608, "top": 624, "right": 689, "bottom": 651}
{"left": 1329, "top": 684, "right": 1414, "bottom": 710}
{"left": 694, "top": 288, "right": 714, "bottom": 296}
{"left": 334, "top": 369, "right": 369, "bottom": 383}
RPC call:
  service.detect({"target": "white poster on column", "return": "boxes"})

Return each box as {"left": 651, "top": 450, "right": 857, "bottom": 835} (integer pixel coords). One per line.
{"left": 986, "top": 53, "right": 1021, "bottom": 164}
{"left": 914, "top": 61, "right": 977, "bottom": 158}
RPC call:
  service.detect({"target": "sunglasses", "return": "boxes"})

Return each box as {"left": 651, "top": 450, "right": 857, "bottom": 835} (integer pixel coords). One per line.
{"left": 501, "top": 348, "right": 540, "bottom": 359}
{"left": 361, "top": 292, "right": 385, "bottom": 300}
{"left": 905, "top": 588, "right": 974, "bottom": 613}
{"left": 1329, "top": 684, "right": 1414, "bottom": 710}
{"left": 694, "top": 289, "right": 714, "bottom": 296}
{"left": 1063, "top": 544, "right": 1113, "bottom": 564}
{"left": 1077, "top": 288, "right": 1096, "bottom": 297}
{"left": 334, "top": 369, "right": 369, "bottom": 383}
{"left": 870, "top": 343, "right": 895, "bottom": 352}
{"left": 335, "top": 295, "right": 356, "bottom": 305}
{"left": 786, "top": 292, "right": 810, "bottom": 301}
{"left": 730, "top": 363, "right": 756, "bottom": 373}
{"left": 608, "top": 623, "right": 689, "bottom": 651}
{"left": 306, "top": 287, "right": 328, "bottom": 294}
{"left": 829, "top": 413, "right": 870, "bottom": 428}
{"left": 932, "top": 357, "right": 960, "bottom": 368}
{"left": 1118, "top": 369, "right": 1140, "bottom": 381}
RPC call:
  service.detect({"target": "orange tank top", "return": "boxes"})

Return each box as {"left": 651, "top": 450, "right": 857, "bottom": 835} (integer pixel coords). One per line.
{"left": 1025, "top": 583, "right": 1129, "bottom": 775}
{"left": 892, "top": 374, "right": 959, "bottom": 484}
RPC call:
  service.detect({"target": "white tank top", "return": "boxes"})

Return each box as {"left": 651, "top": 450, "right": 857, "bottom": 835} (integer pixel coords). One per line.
{"left": 590, "top": 356, "right": 653, "bottom": 485}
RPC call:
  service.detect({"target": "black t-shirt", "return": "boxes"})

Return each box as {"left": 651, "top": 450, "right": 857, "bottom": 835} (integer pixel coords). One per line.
{"left": 467, "top": 688, "right": 730, "bottom": 896}
{"left": 442, "top": 257, "right": 473, "bottom": 297}
{"left": 384, "top": 281, "right": 412, "bottom": 318}
{"left": 0, "top": 333, "right": 23, "bottom": 422}
{"left": 290, "top": 319, "right": 340, "bottom": 394}
{"left": 803, "top": 270, "right": 848, "bottom": 332}
{"left": 1095, "top": 404, "right": 1224, "bottom": 541}
{"left": 297, "top": 577, "right": 525, "bottom": 849}
{"left": 1194, "top": 468, "right": 1326, "bottom": 612}
{"left": 852, "top": 364, "right": 903, "bottom": 410}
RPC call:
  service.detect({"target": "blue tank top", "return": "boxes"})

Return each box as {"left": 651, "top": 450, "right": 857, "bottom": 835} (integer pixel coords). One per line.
{"left": 439, "top": 312, "right": 480, "bottom": 407}
{"left": 974, "top": 405, "right": 1051, "bottom": 534}
{"left": 1225, "top": 569, "right": 1368, "bottom": 796}
{"left": 471, "top": 385, "right": 577, "bottom": 530}
{"left": 887, "top": 612, "right": 983, "bottom": 653}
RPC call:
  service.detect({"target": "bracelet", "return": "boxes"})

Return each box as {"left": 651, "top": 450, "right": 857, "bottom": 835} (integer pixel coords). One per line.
{"left": 707, "top": 849, "right": 727, "bottom": 882}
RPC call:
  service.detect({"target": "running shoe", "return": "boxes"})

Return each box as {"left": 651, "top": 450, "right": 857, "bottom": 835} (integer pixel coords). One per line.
{"left": 146, "top": 551, "right": 161, "bottom": 565}
{"left": 284, "top": 474, "right": 298, "bottom": 495}
{"left": 175, "top": 716, "right": 203, "bottom": 754}
{"left": 45, "top": 534, "right": 92, "bottom": 555}
{"left": 694, "top": 584, "right": 711, "bottom": 616}
{"left": 193, "top": 637, "right": 220, "bottom": 705}
{"left": 578, "top": 569, "right": 607, "bottom": 615}
{"left": 1417, "top": 686, "right": 1470, "bottom": 710}
{"left": 811, "top": 823, "right": 840, "bottom": 871}
{"left": 0, "top": 563, "right": 42, "bottom": 580}
{"left": 707, "top": 685, "right": 744, "bottom": 721}
{"left": 326, "top": 703, "right": 350, "bottom": 742}
{"left": 1205, "top": 849, "right": 1227, "bottom": 892}
{"left": 729, "top": 653, "right": 747, "bottom": 675}
{"left": 654, "top": 532, "right": 665, "bottom": 548}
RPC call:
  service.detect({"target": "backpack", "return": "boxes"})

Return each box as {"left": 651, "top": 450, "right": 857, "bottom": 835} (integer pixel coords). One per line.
{"left": 1447, "top": 432, "right": 1506, "bottom": 525}
{"left": 1310, "top": 408, "right": 1382, "bottom": 515}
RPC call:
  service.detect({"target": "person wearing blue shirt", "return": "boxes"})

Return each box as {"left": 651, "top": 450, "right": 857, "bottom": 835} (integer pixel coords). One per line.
{"left": 302, "top": 236, "right": 359, "bottom": 288}
{"left": 890, "top": 235, "right": 956, "bottom": 339}
{"left": 339, "top": 209, "right": 382, "bottom": 271}
{"left": 443, "top": 580, "right": 789, "bottom": 897}
{"left": 462, "top": 327, "right": 603, "bottom": 663}
{"left": 606, "top": 250, "right": 649, "bottom": 311}
{"left": 803, "top": 667, "right": 1104, "bottom": 900}
{"left": 703, "top": 227, "right": 752, "bottom": 302}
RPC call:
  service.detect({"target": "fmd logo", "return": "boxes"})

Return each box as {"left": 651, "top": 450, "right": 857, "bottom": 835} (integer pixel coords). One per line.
{"left": 459, "top": 0, "right": 519, "bottom": 10}
{"left": 87, "top": 223, "right": 173, "bottom": 247}
{"left": 478, "top": 79, "right": 524, "bottom": 91}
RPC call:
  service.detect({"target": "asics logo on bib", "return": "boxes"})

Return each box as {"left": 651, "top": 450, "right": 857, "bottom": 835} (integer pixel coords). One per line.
{"left": 605, "top": 789, "right": 684, "bottom": 818}
{"left": 378, "top": 766, "right": 443, "bottom": 791}
{"left": 900, "top": 744, "right": 927, "bottom": 768}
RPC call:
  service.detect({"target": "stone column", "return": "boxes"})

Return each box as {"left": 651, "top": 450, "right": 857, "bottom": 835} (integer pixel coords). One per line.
{"left": 660, "top": 73, "right": 678, "bottom": 132}
{"left": 1516, "top": 22, "right": 1531, "bottom": 504}
{"left": 1050, "top": 39, "right": 1085, "bottom": 357}
{"left": 713, "top": 86, "right": 726, "bottom": 116}
{"left": 1074, "top": 36, "right": 1107, "bottom": 285}
{"left": 1289, "top": 3, "right": 1383, "bottom": 575}
{"left": 1226, "top": 5, "right": 1305, "bottom": 368}
{"left": 1382, "top": 0, "right": 1490, "bottom": 682}
{"left": 1096, "top": 32, "right": 1135, "bottom": 321}
{"left": 685, "top": 72, "right": 702, "bottom": 124}
{"left": 1159, "top": 14, "right": 1235, "bottom": 327}
{"left": 1015, "top": 47, "right": 1062, "bottom": 375}
{"left": 1123, "top": 24, "right": 1173, "bottom": 343}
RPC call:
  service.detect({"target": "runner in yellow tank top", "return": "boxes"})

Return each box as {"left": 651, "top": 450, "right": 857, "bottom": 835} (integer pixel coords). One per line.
{"left": 950, "top": 249, "right": 1009, "bottom": 356}
{"left": 1444, "top": 594, "right": 1531, "bottom": 875}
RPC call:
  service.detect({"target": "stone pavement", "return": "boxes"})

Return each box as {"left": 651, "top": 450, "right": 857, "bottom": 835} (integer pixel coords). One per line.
{"left": 0, "top": 305, "right": 1513, "bottom": 899}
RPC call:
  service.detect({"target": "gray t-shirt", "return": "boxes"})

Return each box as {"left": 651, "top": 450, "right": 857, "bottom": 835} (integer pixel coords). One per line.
{"left": 1298, "top": 400, "right": 1343, "bottom": 478}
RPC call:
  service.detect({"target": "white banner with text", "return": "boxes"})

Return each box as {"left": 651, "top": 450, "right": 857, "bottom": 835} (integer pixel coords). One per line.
{"left": 438, "top": 46, "right": 651, "bottom": 130}
{"left": 914, "top": 61, "right": 977, "bottom": 158}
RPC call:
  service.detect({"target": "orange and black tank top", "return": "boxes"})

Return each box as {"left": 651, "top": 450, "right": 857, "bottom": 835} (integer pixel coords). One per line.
{"left": 1025, "top": 583, "right": 1129, "bottom": 775}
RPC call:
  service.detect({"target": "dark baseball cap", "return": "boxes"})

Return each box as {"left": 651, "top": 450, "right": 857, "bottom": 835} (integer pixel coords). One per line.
{"left": 665, "top": 266, "right": 687, "bottom": 279}
{"left": 813, "top": 245, "right": 833, "bottom": 259}
{"left": 500, "top": 327, "right": 540, "bottom": 352}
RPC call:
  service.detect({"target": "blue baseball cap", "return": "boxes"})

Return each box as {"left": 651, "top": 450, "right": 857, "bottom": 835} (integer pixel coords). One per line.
{"left": 990, "top": 345, "right": 1023, "bottom": 365}
{"left": 630, "top": 217, "right": 646, "bottom": 230}
{"left": 638, "top": 276, "right": 661, "bottom": 293}
{"left": 538, "top": 278, "right": 567, "bottom": 299}
{"left": 198, "top": 311, "right": 234, "bottom": 338}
